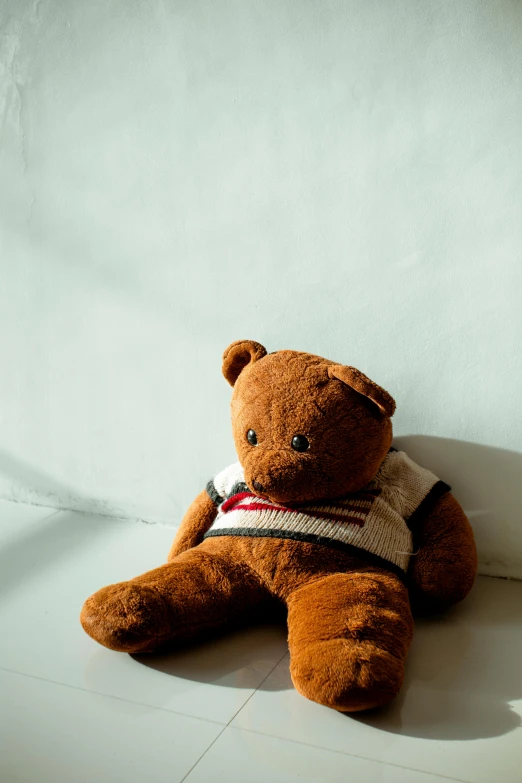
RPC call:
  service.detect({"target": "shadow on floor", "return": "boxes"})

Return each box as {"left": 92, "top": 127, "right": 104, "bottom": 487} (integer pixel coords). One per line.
{"left": 134, "top": 617, "right": 289, "bottom": 690}
{"left": 352, "top": 579, "right": 522, "bottom": 740}
{"left": 134, "top": 577, "right": 522, "bottom": 740}
{"left": 0, "top": 508, "right": 124, "bottom": 600}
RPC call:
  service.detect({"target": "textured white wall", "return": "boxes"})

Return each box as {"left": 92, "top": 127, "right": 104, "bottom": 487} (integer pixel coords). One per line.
{"left": 1, "top": 1, "right": 521, "bottom": 576}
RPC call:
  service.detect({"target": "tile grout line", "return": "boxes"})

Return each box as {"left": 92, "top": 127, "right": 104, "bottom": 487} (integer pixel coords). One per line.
{"left": 176, "top": 645, "right": 471, "bottom": 783}
{"left": 6, "top": 507, "right": 63, "bottom": 528}
{"left": 0, "top": 645, "right": 288, "bottom": 735}
{"left": 0, "top": 660, "right": 507, "bottom": 783}
{"left": 225, "top": 724, "right": 473, "bottom": 783}
{"left": 0, "top": 664, "right": 227, "bottom": 728}
{"left": 178, "top": 647, "right": 290, "bottom": 783}
{"left": 224, "top": 646, "right": 290, "bottom": 724}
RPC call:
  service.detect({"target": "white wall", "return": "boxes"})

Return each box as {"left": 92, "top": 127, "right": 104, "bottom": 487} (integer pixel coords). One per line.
{"left": 1, "top": 1, "right": 521, "bottom": 576}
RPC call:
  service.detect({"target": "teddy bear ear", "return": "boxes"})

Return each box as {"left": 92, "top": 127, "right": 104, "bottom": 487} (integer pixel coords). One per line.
{"left": 222, "top": 340, "right": 268, "bottom": 386}
{"left": 327, "top": 364, "right": 396, "bottom": 418}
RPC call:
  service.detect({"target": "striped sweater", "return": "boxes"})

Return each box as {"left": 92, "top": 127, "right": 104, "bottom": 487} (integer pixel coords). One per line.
{"left": 204, "top": 449, "right": 450, "bottom": 575}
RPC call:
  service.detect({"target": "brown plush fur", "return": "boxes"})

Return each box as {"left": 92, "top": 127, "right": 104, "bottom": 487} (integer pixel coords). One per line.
{"left": 81, "top": 340, "right": 478, "bottom": 712}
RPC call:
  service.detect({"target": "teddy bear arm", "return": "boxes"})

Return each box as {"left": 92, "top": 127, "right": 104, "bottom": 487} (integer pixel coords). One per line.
{"left": 167, "top": 488, "right": 218, "bottom": 560}
{"left": 408, "top": 491, "right": 478, "bottom": 611}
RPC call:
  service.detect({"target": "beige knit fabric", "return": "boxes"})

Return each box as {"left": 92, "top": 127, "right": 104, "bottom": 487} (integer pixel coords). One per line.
{"left": 206, "top": 451, "right": 443, "bottom": 571}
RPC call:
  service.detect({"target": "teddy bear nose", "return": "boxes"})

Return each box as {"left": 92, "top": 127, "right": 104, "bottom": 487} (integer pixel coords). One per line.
{"left": 253, "top": 480, "right": 264, "bottom": 493}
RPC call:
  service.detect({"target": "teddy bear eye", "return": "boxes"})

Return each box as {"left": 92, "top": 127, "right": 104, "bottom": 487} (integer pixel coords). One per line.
{"left": 247, "top": 429, "right": 258, "bottom": 446}
{"left": 291, "top": 435, "right": 309, "bottom": 452}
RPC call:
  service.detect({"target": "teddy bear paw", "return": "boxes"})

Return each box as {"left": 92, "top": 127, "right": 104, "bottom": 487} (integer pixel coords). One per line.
{"left": 290, "top": 639, "right": 405, "bottom": 712}
{"left": 80, "top": 582, "right": 172, "bottom": 653}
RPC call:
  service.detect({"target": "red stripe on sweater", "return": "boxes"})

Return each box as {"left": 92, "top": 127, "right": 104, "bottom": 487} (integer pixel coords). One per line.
{"left": 240, "top": 501, "right": 299, "bottom": 514}
{"left": 222, "top": 488, "right": 380, "bottom": 514}
{"left": 305, "top": 502, "right": 373, "bottom": 514}
{"left": 225, "top": 499, "right": 367, "bottom": 528}
{"left": 221, "top": 492, "right": 254, "bottom": 513}
{"left": 303, "top": 511, "right": 366, "bottom": 527}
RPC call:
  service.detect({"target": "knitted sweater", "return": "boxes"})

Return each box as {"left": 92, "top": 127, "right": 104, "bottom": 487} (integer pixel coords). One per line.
{"left": 204, "top": 449, "right": 450, "bottom": 575}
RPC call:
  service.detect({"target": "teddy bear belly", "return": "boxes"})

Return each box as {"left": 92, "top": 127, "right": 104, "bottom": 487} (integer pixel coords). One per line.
{"left": 198, "top": 534, "right": 405, "bottom": 602}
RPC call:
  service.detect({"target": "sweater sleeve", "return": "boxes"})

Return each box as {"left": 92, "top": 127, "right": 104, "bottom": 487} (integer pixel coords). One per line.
{"left": 206, "top": 462, "right": 245, "bottom": 506}
{"left": 206, "top": 479, "right": 224, "bottom": 506}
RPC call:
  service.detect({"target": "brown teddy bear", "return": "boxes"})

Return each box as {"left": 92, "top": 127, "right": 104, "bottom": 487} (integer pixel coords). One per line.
{"left": 81, "top": 340, "right": 478, "bottom": 712}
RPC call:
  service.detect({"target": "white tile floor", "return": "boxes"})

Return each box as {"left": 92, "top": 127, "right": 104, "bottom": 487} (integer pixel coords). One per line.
{"left": 0, "top": 499, "right": 521, "bottom": 783}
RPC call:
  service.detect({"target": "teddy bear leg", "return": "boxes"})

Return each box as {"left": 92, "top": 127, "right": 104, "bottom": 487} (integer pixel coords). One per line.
{"left": 81, "top": 542, "right": 267, "bottom": 653}
{"left": 287, "top": 569, "right": 413, "bottom": 712}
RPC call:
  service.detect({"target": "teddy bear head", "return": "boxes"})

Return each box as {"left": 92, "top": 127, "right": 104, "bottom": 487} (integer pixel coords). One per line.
{"left": 222, "top": 340, "right": 396, "bottom": 504}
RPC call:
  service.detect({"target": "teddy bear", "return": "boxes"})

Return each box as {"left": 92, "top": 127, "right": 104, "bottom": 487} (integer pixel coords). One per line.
{"left": 81, "top": 340, "right": 478, "bottom": 712}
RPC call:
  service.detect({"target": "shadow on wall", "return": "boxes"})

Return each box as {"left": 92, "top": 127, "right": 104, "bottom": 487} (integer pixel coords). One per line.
{"left": 394, "top": 435, "right": 522, "bottom": 580}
